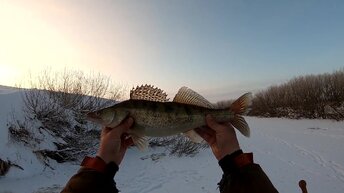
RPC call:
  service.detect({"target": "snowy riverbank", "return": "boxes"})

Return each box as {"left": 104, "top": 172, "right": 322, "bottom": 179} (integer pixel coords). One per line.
{"left": 1, "top": 87, "right": 343, "bottom": 193}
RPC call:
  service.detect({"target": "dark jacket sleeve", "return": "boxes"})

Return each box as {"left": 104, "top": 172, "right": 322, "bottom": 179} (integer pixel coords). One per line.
{"left": 60, "top": 163, "right": 119, "bottom": 193}
{"left": 218, "top": 151, "right": 279, "bottom": 193}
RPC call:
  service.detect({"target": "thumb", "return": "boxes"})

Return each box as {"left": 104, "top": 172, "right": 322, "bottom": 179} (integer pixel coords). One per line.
{"left": 205, "top": 115, "right": 222, "bottom": 132}
{"left": 121, "top": 117, "right": 134, "bottom": 131}
{"left": 125, "top": 117, "right": 134, "bottom": 127}
{"left": 115, "top": 117, "right": 134, "bottom": 134}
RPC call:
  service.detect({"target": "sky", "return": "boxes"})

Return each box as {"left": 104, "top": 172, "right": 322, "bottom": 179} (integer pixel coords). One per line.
{"left": 0, "top": 0, "right": 343, "bottom": 101}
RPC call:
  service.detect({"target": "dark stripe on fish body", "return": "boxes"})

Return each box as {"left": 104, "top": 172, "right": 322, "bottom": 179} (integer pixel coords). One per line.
{"left": 148, "top": 102, "right": 159, "bottom": 112}
{"left": 128, "top": 100, "right": 138, "bottom": 108}
{"left": 164, "top": 103, "right": 175, "bottom": 113}
{"left": 183, "top": 105, "right": 193, "bottom": 115}
{"left": 185, "top": 105, "right": 194, "bottom": 122}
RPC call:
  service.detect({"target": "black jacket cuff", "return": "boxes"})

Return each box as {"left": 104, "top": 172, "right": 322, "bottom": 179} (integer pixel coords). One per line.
{"left": 79, "top": 162, "right": 118, "bottom": 179}
{"left": 95, "top": 156, "right": 119, "bottom": 178}
{"left": 218, "top": 149, "right": 244, "bottom": 174}
{"left": 105, "top": 161, "right": 119, "bottom": 179}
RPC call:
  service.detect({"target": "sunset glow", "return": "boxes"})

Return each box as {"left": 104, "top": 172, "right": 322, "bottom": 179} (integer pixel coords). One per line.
{"left": 1, "top": 0, "right": 343, "bottom": 101}
{"left": 0, "top": 1, "right": 81, "bottom": 85}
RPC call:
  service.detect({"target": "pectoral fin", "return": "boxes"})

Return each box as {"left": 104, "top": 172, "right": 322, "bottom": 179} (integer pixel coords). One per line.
{"left": 183, "top": 129, "right": 204, "bottom": 143}
{"left": 131, "top": 134, "right": 148, "bottom": 151}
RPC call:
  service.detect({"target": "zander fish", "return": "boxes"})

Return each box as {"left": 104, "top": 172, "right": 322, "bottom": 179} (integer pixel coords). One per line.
{"left": 87, "top": 85, "right": 252, "bottom": 150}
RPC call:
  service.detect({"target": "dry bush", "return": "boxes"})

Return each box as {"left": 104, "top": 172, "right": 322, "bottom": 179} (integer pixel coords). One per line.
{"left": 249, "top": 68, "right": 344, "bottom": 120}
{"left": 168, "top": 136, "right": 206, "bottom": 157}
{"left": 10, "top": 69, "right": 126, "bottom": 163}
{"left": 149, "top": 136, "right": 177, "bottom": 147}
{"left": 22, "top": 89, "right": 71, "bottom": 136}
{"left": 0, "top": 159, "right": 10, "bottom": 176}
{"left": 8, "top": 125, "right": 33, "bottom": 147}
{"left": 28, "top": 69, "right": 126, "bottom": 111}
{"left": 22, "top": 69, "right": 126, "bottom": 128}
{"left": 149, "top": 135, "right": 208, "bottom": 157}
{"left": 7, "top": 111, "right": 40, "bottom": 148}
{"left": 0, "top": 158, "right": 24, "bottom": 177}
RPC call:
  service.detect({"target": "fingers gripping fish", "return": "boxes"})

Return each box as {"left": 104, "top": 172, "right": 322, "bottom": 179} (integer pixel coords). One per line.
{"left": 87, "top": 85, "right": 252, "bottom": 150}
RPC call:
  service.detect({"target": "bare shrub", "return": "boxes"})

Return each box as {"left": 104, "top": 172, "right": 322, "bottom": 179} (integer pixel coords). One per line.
{"left": 0, "top": 158, "right": 24, "bottom": 176}
{"left": 7, "top": 111, "right": 41, "bottom": 148}
{"left": 149, "top": 137, "right": 175, "bottom": 147}
{"left": 22, "top": 89, "right": 71, "bottom": 137}
{"left": 22, "top": 68, "right": 126, "bottom": 127}
{"left": 26, "top": 68, "right": 126, "bottom": 112}
{"left": 168, "top": 136, "right": 204, "bottom": 157}
{"left": 10, "top": 68, "right": 126, "bottom": 163}
{"left": 249, "top": 68, "right": 344, "bottom": 120}
{"left": 150, "top": 135, "right": 208, "bottom": 157}
{"left": 8, "top": 125, "right": 33, "bottom": 147}
{"left": 0, "top": 158, "right": 10, "bottom": 176}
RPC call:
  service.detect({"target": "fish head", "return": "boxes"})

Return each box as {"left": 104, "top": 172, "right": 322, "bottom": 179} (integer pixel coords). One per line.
{"left": 87, "top": 107, "right": 128, "bottom": 127}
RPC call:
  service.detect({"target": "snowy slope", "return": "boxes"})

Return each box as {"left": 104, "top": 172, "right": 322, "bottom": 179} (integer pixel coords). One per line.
{"left": 0, "top": 86, "right": 19, "bottom": 95}
{"left": 0, "top": 86, "right": 344, "bottom": 193}
{"left": 0, "top": 87, "right": 48, "bottom": 181}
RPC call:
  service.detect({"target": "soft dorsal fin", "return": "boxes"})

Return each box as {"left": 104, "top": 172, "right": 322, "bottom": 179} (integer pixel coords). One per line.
{"left": 130, "top": 84, "right": 169, "bottom": 102}
{"left": 173, "top": 87, "right": 214, "bottom": 108}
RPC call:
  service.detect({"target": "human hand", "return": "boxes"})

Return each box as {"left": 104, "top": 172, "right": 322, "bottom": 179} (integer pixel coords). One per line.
{"left": 195, "top": 115, "right": 241, "bottom": 160}
{"left": 97, "top": 117, "right": 134, "bottom": 165}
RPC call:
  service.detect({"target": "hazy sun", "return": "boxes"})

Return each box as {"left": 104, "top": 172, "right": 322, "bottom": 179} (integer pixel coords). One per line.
{"left": 0, "top": 1, "right": 80, "bottom": 87}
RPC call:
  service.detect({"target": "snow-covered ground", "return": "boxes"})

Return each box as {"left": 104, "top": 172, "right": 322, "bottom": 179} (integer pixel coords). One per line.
{"left": 0, "top": 86, "right": 344, "bottom": 193}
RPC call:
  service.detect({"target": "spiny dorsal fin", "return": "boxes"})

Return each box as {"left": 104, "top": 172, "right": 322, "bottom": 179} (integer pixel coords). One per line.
{"left": 130, "top": 84, "right": 169, "bottom": 102}
{"left": 173, "top": 87, "right": 215, "bottom": 108}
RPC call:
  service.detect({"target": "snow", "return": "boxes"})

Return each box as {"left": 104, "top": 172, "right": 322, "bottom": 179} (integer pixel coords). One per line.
{"left": 0, "top": 86, "right": 344, "bottom": 193}
{"left": 0, "top": 86, "right": 19, "bottom": 95}
{"left": 0, "top": 88, "right": 24, "bottom": 160}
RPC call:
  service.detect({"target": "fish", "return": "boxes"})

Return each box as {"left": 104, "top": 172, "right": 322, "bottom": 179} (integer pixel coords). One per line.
{"left": 87, "top": 85, "right": 252, "bottom": 150}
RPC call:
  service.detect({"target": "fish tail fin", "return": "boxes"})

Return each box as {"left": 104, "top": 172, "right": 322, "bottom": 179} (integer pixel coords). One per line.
{"left": 230, "top": 92, "right": 252, "bottom": 115}
{"left": 230, "top": 93, "right": 252, "bottom": 137}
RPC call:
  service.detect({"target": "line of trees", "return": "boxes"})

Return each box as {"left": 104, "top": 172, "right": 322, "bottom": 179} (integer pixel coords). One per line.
{"left": 249, "top": 69, "right": 344, "bottom": 120}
